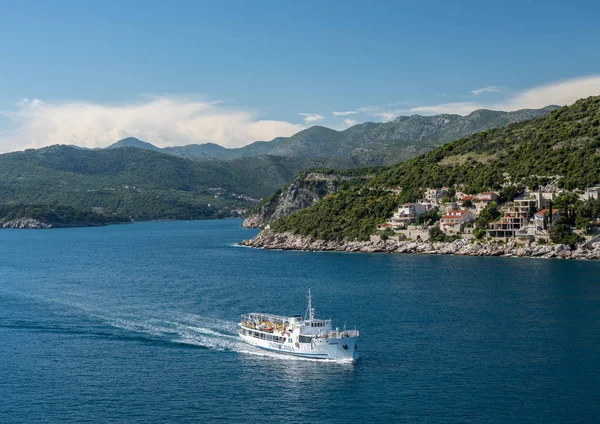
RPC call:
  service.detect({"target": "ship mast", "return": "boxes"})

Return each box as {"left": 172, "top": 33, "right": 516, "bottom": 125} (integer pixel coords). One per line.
{"left": 305, "top": 287, "right": 315, "bottom": 320}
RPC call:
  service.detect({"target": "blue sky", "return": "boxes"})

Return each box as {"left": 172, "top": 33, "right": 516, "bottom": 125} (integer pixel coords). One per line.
{"left": 1, "top": 0, "right": 600, "bottom": 151}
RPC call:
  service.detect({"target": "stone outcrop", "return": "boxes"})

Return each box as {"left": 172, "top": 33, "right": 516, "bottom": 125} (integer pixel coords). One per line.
{"left": 242, "top": 173, "right": 343, "bottom": 228}
{"left": 240, "top": 231, "right": 600, "bottom": 260}
{"left": 1, "top": 218, "right": 53, "bottom": 229}
{"left": 0, "top": 218, "right": 127, "bottom": 229}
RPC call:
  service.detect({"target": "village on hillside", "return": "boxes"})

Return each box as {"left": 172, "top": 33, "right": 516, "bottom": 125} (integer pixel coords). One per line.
{"left": 376, "top": 184, "right": 600, "bottom": 245}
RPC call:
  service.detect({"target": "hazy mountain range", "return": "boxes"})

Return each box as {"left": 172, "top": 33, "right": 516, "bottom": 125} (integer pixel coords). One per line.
{"left": 0, "top": 106, "right": 559, "bottom": 222}
{"left": 106, "top": 106, "right": 559, "bottom": 165}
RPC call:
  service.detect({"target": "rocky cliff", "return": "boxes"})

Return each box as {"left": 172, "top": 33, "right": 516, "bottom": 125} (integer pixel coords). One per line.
{"left": 241, "top": 231, "right": 600, "bottom": 260}
{"left": 1, "top": 218, "right": 53, "bottom": 229}
{"left": 242, "top": 173, "right": 345, "bottom": 228}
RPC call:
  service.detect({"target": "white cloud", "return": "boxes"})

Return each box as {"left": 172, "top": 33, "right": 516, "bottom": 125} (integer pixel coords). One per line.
{"left": 356, "top": 105, "right": 379, "bottom": 112}
{"left": 411, "top": 75, "right": 600, "bottom": 116}
{"left": 411, "top": 102, "right": 481, "bottom": 115}
{"left": 298, "top": 113, "right": 325, "bottom": 123}
{"left": 471, "top": 85, "right": 503, "bottom": 95}
{"left": 376, "top": 112, "right": 397, "bottom": 122}
{"left": 342, "top": 118, "right": 357, "bottom": 128}
{"left": 332, "top": 111, "right": 358, "bottom": 116}
{"left": 498, "top": 75, "right": 600, "bottom": 110}
{"left": 0, "top": 96, "right": 305, "bottom": 152}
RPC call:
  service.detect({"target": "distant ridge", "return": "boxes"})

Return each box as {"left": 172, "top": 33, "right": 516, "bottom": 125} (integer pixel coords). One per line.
{"left": 104, "top": 106, "right": 559, "bottom": 166}
{"left": 106, "top": 137, "right": 162, "bottom": 152}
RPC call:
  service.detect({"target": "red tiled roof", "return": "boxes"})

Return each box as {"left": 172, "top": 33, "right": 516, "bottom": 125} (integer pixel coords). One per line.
{"left": 534, "top": 208, "right": 559, "bottom": 216}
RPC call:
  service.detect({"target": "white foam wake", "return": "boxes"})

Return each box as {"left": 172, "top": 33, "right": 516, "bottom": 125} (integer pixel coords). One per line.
{"left": 95, "top": 310, "right": 355, "bottom": 364}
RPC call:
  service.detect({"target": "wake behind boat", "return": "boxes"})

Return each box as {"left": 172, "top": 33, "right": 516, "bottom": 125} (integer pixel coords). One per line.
{"left": 238, "top": 288, "right": 360, "bottom": 361}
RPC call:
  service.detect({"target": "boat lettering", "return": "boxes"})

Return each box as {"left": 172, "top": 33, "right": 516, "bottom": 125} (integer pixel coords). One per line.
{"left": 269, "top": 342, "right": 294, "bottom": 352}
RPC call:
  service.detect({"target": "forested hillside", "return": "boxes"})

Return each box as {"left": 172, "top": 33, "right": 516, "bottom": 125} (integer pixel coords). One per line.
{"left": 270, "top": 96, "right": 600, "bottom": 241}
{"left": 0, "top": 146, "right": 307, "bottom": 220}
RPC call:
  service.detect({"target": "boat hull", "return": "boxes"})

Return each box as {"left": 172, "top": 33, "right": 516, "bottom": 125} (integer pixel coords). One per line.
{"left": 239, "top": 331, "right": 359, "bottom": 361}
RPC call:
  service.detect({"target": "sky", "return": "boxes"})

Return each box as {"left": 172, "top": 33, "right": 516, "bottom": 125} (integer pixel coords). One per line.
{"left": 1, "top": 0, "right": 600, "bottom": 152}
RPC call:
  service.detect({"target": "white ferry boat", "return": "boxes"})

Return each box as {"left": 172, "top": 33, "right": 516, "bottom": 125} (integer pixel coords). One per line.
{"left": 238, "top": 288, "right": 359, "bottom": 361}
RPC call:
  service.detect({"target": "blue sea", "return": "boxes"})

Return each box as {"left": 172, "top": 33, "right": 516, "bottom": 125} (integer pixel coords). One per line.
{"left": 1, "top": 220, "right": 599, "bottom": 423}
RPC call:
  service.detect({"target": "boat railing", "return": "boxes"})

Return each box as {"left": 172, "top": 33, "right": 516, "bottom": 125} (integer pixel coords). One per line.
{"left": 315, "top": 329, "right": 360, "bottom": 339}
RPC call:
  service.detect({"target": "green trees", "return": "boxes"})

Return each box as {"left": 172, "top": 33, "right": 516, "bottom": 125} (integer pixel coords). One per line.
{"left": 548, "top": 223, "right": 584, "bottom": 247}
{"left": 415, "top": 208, "right": 441, "bottom": 225}
{"left": 428, "top": 226, "right": 446, "bottom": 242}
{"left": 270, "top": 189, "right": 400, "bottom": 241}
{"left": 499, "top": 185, "right": 523, "bottom": 203}
{"left": 476, "top": 201, "right": 501, "bottom": 227}
{"left": 0, "top": 204, "right": 129, "bottom": 225}
{"left": 270, "top": 96, "right": 600, "bottom": 242}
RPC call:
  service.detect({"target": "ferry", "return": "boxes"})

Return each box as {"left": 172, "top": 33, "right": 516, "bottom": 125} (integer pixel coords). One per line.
{"left": 238, "top": 288, "right": 360, "bottom": 361}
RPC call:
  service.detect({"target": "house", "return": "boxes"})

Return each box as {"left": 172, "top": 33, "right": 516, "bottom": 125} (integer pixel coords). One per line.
{"left": 439, "top": 210, "right": 475, "bottom": 233}
{"left": 424, "top": 188, "right": 448, "bottom": 203}
{"left": 384, "top": 203, "right": 428, "bottom": 226}
{"left": 416, "top": 199, "right": 437, "bottom": 212}
{"left": 533, "top": 209, "right": 560, "bottom": 229}
{"left": 460, "top": 195, "right": 476, "bottom": 208}
{"left": 582, "top": 187, "right": 600, "bottom": 200}
{"left": 486, "top": 197, "right": 539, "bottom": 238}
{"left": 473, "top": 191, "right": 499, "bottom": 212}
{"left": 512, "top": 196, "right": 538, "bottom": 215}
{"left": 477, "top": 191, "right": 499, "bottom": 202}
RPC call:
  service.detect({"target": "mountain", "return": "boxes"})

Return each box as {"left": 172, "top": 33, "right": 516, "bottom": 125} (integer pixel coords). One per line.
{"left": 259, "top": 96, "right": 600, "bottom": 241}
{"left": 0, "top": 146, "right": 325, "bottom": 220}
{"left": 106, "top": 137, "right": 162, "bottom": 152}
{"left": 236, "top": 107, "right": 559, "bottom": 164}
{"left": 106, "top": 106, "right": 558, "bottom": 166}
{"left": 163, "top": 142, "right": 230, "bottom": 159}
{"left": 0, "top": 105, "right": 561, "bottom": 224}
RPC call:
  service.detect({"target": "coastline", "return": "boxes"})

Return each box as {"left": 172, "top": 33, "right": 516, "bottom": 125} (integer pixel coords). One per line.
{"left": 240, "top": 231, "right": 600, "bottom": 260}
{"left": 0, "top": 217, "right": 131, "bottom": 229}
{"left": 0, "top": 216, "right": 246, "bottom": 229}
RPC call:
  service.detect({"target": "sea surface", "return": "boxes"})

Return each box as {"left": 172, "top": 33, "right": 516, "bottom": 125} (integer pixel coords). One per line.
{"left": 1, "top": 220, "right": 599, "bottom": 423}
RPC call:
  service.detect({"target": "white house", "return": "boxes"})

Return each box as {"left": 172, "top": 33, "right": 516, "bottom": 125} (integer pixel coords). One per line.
{"left": 439, "top": 210, "right": 475, "bottom": 233}
{"left": 533, "top": 208, "right": 560, "bottom": 228}
{"left": 424, "top": 188, "right": 448, "bottom": 203}
{"left": 385, "top": 203, "right": 428, "bottom": 225}
{"left": 583, "top": 187, "right": 600, "bottom": 200}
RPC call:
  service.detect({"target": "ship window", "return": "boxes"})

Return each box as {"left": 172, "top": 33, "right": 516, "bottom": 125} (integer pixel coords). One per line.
{"left": 288, "top": 338, "right": 292, "bottom": 343}
{"left": 299, "top": 336, "right": 312, "bottom": 343}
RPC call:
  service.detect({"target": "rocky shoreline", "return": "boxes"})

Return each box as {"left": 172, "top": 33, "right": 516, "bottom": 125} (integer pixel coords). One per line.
{"left": 240, "top": 231, "right": 600, "bottom": 260}
{"left": 0, "top": 218, "right": 127, "bottom": 229}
